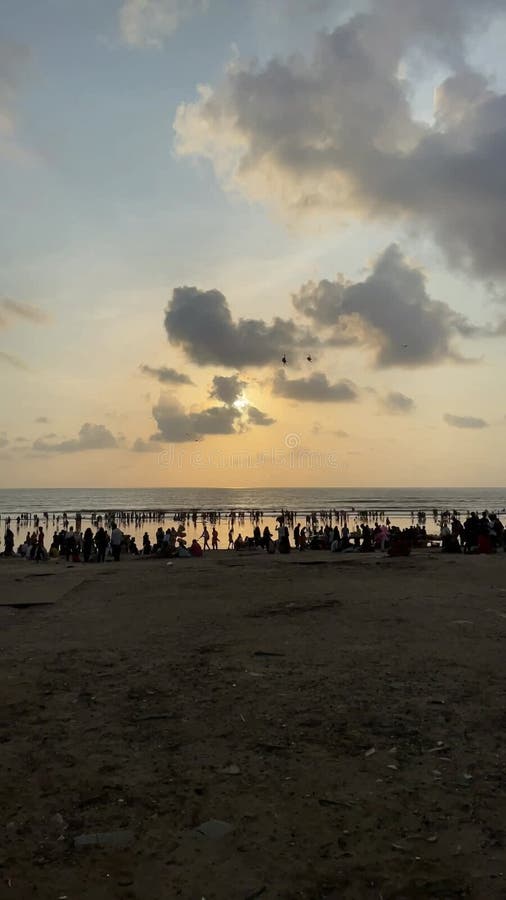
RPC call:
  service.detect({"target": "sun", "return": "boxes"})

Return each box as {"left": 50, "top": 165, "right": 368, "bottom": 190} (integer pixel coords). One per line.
{"left": 233, "top": 394, "right": 250, "bottom": 412}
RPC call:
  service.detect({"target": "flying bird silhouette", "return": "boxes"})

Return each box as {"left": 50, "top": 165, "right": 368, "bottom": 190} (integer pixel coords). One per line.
{"left": 306, "top": 355, "right": 312, "bottom": 362}
{"left": 281, "top": 355, "right": 287, "bottom": 365}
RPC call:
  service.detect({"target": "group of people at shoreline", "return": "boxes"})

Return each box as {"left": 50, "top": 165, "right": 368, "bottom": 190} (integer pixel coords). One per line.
{"left": 2, "top": 508, "right": 505, "bottom": 561}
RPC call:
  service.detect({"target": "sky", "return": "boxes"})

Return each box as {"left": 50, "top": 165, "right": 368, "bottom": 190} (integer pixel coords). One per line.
{"left": 1, "top": 0, "right": 506, "bottom": 488}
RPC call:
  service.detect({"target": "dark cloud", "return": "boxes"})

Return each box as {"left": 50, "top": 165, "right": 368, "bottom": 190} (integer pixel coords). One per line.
{"left": 209, "top": 374, "right": 246, "bottom": 405}
{"left": 132, "top": 437, "right": 162, "bottom": 453}
{"left": 33, "top": 423, "right": 118, "bottom": 454}
{"left": 383, "top": 391, "right": 415, "bottom": 413}
{"left": 174, "top": 1, "right": 506, "bottom": 279}
{"left": 164, "top": 286, "right": 314, "bottom": 368}
{"left": 140, "top": 364, "right": 194, "bottom": 385}
{"left": 152, "top": 394, "right": 241, "bottom": 442}
{"left": 444, "top": 413, "right": 488, "bottom": 429}
{"left": 273, "top": 370, "right": 358, "bottom": 402}
{"left": 293, "top": 245, "right": 478, "bottom": 367}
{"left": 247, "top": 406, "right": 276, "bottom": 426}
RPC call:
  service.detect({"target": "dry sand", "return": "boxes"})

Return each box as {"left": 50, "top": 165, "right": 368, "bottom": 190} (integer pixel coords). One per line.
{"left": 1, "top": 551, "right": 506, "bottom": 900}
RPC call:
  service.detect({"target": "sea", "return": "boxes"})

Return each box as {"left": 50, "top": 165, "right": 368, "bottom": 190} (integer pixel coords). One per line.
{"left": 1, "top": 487, "right": 506, "bottom": 544}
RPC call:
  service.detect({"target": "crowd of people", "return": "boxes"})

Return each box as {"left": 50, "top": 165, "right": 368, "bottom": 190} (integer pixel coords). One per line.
{"left": 441, "top": 512, "right": 505, "bottom": 554}
{"left": 2, "top": 508, "right": 505, "bottom": 562}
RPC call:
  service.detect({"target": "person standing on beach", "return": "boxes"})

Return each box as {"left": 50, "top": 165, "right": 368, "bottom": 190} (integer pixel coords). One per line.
{"left": 35, "top": 527, "right": 46, "bottom": 562}
{"left": 64, "top": 527, "right": 76, "bottom": 562}
{"left": 4, "top": 527, "right": 14, "bottom": 557}
{"left": 228, "top": 528, "right": 234, "bottom": 549}
{"left": 211, "top": 527, "right": 219, "bottom": 550}
{"left": 200, "top": 525, "right": 210, "bottom": 550}
{"left": 95, "top": 526, "right": 107, "bottom": 563}
{"left": 83, "top": 527, "right": 94, "bottom": 563}
{"left": 110, "top": 523, "right": 123, "bottom": 561}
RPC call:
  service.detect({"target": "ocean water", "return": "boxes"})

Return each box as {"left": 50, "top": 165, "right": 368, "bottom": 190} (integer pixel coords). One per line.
{"left": 1, "top": 488, "right": 506, "bottom": 545}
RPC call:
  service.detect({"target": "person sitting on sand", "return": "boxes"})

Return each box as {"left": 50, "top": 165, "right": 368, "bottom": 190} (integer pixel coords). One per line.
{"left": 234, "top": 533, "right": 244, "bottom": 551}
{"left": 190, "top": 539, "right": 203, "bottom": 557}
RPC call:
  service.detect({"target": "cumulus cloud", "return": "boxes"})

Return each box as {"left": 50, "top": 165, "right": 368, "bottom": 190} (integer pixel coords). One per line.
{"left": 293, "top": 245, "right": 478, "bottom": 367}
{"left": 152, "top": 393, "right": 240, "bottom": 442}
{"left": 273, "top": 370, "right": 358, "bottom": 402}
{"left": 444, "top": 413, "right": 488, "bottom": 429}
{"left": 247, "top": 406, "right": 276, "bottom": 426}
{"left": 140, "top": 364, "right": 193, "bottom": 385}
{"left": 33, "top": 423, "right": 118, "bottom": 454}
{"left": 174, "top": 1, "right": 506, "bottom": 278}
{"left": 165, "top": 286, "right": 313, "bottom": 368}
{"left": 209, "top": 374, "right": 246, "bottom": 405}
{"left": 383, "top": 391, "right": 415, "bottom": 413}
{"left": 119, "top": 0, "right": 206, "bottom": 47}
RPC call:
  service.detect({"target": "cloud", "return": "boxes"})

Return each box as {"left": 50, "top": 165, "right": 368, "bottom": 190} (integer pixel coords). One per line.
{"left": 33, "top": 423, "right": 118, "bottom": 454}
{"left": 0, "top": 350, "right": 28, "bottom": 370}
{"left": 174, "top": 1, "right": 506, "bottom": 279}
{"left": 35, "top": 416, "right": 49, "bottom": 424}
{"left": 119, "top": 0, "right": 206, "bottom": 47}
{"left": 139, "top": 364, "right": 193, "bottom": 385}
{"left": 273, "top": 370, "right": 358, "bottom": 402}
{"left": 0, "top": 298, "right": 49, "bottom": 325}
{"left": 209, "top": 374, "right": 246, "bottom": 405}
{"left": 151, "top": 393, "right": 241, "bottom": 442}
{"left": 132, "top": 437, "right": 162, "bottom": 453}
{"left": 165, "top": 286, "right": 313, "bottom": 368}
{"left": 293, "top": 245, "right": 478, "bottom": 367}
{"left": 383, "top": 391, "right": 415, "bottom": 413}
{"left": 444, "top": 413, "right": 488, "bottom": 429}
{"left": 247, "top": 406, "right": 276, "bottom": 426}
{"left": 0, "top": 435, "right": 8, "bottom": 449}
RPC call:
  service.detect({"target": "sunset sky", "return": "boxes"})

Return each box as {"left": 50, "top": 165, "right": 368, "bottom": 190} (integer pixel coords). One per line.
{"left": 1, "top": 0, "right": 506, "bottom": 488}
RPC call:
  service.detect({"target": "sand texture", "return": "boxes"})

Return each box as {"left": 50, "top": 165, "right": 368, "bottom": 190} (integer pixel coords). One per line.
{"left": 1, "top": 551, "right": 506, "bottom": 899}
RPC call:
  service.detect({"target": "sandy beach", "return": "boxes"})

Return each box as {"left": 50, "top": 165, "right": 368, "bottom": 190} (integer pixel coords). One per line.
{"left": 1, "top": 551, "right": 506, "bottom": 899}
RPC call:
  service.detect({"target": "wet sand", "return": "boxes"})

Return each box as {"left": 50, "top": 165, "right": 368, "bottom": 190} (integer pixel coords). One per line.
{"left": 1, "top": 551, "right": 506, "bottom": 899}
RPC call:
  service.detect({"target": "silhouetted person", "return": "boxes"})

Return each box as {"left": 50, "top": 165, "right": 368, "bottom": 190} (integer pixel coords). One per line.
{"left": 95, "top": 526, "right": 107, "bottom": 563}
{"left": 83, "top": 527, "right": 93, "bottom": 562}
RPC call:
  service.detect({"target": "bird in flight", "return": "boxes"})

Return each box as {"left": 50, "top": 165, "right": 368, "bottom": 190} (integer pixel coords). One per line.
{"left": 281, "top": 355, "right": 287, "bottom": 365}
{"left": 307, "top": 355, "right": 312, "bottom": 362}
